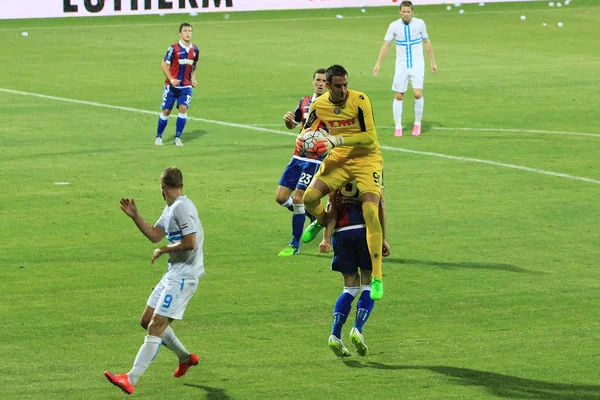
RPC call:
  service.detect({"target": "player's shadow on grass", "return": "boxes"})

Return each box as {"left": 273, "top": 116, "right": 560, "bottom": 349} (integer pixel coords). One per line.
{"left": 385, "top": 258, "right": 537, "bottom": 274}
{"left": 184, "top": 383, "right": 232, "bottom": 400}
{"left": 182, "top": 129, "right": 208, "bottom": 143}
{"left": 344, "top": 362, "right": 600, "bottom": 399}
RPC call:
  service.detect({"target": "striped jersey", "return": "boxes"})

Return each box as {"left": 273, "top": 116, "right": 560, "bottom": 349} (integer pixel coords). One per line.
{"left": 292, "top": 94, "right": 327, "bottom": 160}
{"left": 164, "top": 40, "right": 200, "bottom": 88}
{"left": 384, "top": 17, "right": 428, "bottom": 69}
{"left": 332, "top": 182, "right": 365, "bottom": 231}
{"left": 155, "top": 195, "right": 205, "bottom": 279}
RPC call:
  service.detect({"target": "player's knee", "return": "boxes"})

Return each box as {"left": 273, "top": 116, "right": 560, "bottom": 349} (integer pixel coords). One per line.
{"left": 275, "top": 194, "right": 287, "bottom": 205}
{"left": 361, "top": 201, "right": 380, "bottom": 224}
{"left": 162, "top": 109, "right": 171, "bottom": 116}
{"left": 395, "top": 92, "right": 404, "bottom": 101}
{"left": 414, "top": 91, "right": 423, "bottom": 100}
{"left": 303, "top": 187, "right": 322, "bottom": 207}
{"left": 140, "top": 318, "right": 150, "bottom": 330}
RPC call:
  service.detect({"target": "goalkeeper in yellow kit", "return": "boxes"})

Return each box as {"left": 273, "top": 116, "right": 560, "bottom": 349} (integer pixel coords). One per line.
{"left": 301, "top": 64, "right": 385, "bottom": 300}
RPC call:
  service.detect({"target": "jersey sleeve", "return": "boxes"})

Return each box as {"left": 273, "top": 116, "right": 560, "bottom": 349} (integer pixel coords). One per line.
{"left": 341, "top": 93, "right": 377, "bottom": 147}
{"left": 421, "top": 21, "right": 429, "bottom": 40}
{"left": 164, "top": 45, "right": 175, "bottom": 65}
{"left": 292, "top": 98, "right": 303, "bottom": 125}
{"left": 194, "top": 46, "right": 200, "bottom": 65}
{"left": 302, "top": 101, "right": 323, "bottom": 132}
{"left": 155, "top": 206, "right": 168, "bottom": 229}
{"left": 384, "top": 23, "right": 395, "bottom": 42}
{"left": 173, "top": 202, "right": 198, "bottom": 236}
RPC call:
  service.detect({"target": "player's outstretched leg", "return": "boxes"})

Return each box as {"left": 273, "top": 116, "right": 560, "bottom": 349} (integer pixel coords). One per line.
{"left": 350, "top": 285, "right": 375, "bottom": 356}
{"left": 393, "top": 99, "right": 403, "bottom": 137}
{"left": 161, "top": 326, "right": 199, "bottom": 378}
{"left": 413, "top": 97, "right": 424, "bottom": 136}
{"left": 156, "top": 113, "right": 169, "bottom": 145}
{"left": 329, "top": 287, "right": 357, "bottom": 357}
{"left": 361, "top": 201, "right": 383, "bottom": 300}
{"left": 174, "top": 113, "right": 187, "bottom": 146}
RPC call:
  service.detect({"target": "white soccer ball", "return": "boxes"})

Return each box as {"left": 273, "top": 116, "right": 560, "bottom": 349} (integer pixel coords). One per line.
{"left": 520, "top": 15, "right": 526, "bottom": 20}
{"left": 558, "top": 21, "right": 563, "bottom": 27}
{"left": 300, "top": 129, "right": 326, "bottom": 157}
{"left": 459, "top": 9, "right": 464, "bottom": 14}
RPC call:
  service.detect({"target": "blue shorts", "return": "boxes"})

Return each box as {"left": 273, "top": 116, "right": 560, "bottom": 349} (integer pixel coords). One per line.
{"left": 161, "top": 85, "right": 193, "bottom": 111}
{"left": 278, "top": 157, "right": 321, "bottom": 191}
{"left": 331, "top": 227, "right": 372, "bottom": 274}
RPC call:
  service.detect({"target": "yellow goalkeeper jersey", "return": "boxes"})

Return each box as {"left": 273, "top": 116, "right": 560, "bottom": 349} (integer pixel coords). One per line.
{"left": 304, "top": 89, "right": 379, "bottom": 158}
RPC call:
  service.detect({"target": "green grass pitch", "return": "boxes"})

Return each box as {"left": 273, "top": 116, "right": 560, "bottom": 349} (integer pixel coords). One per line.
{"left": 0, "top": 1, "right": 599, "bottom": 399}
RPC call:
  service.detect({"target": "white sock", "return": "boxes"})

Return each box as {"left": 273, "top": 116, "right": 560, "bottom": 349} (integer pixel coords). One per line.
{"left": 393, "top": 99, "right": 403, "bottom": 129}
{"left": 281, "top": 197, "right": 293, "bottom": 209}
{"left": 414, "top": 97, "right": 424, "bottom": 126}
{"left": 293, "top": 203, "right": 305, "bottom": 214}
{"left": 127, "top": 335, "right": 162, "bottom": 386}
{"left": 161, "top": 326, "right": 191, "bottom": 363}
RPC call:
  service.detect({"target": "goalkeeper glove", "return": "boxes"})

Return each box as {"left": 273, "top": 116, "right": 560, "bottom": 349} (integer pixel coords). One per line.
{"left": 319, "top": 132, "right": 344, "bottom": 152}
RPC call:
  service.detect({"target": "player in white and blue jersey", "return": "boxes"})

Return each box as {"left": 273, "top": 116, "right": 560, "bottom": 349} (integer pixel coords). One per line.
{"left": 276, "top": 69, "right": 328, "bottom": 257}
{"left": 373, "top": 1, "right": 437, "bottom": 137}
{"left": 105, "top": 167, "right": 204, "bottom": 395}
{"left": 155, "top": 23, "right": 200, "bottom": 147}
{"left": 319, "top": 181, "right": 390, "bottom": 357}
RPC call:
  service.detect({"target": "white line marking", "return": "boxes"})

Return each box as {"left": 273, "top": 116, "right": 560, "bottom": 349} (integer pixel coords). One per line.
{"left": 54, "top": 182, "right": 71, "bottom": 185}
{"left": 1, "top": 87, "right": 599, "bottom": 185}
{"left": 1, "top": 6, "right": 596, "bottom": 32}
{"left": 251, "top": 124, "right": 600, "bottom": 137}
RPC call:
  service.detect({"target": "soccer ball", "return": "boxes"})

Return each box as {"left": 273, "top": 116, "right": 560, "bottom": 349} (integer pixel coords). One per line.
{"left": 300, "top": 128, "right": 326, "bottom": 157}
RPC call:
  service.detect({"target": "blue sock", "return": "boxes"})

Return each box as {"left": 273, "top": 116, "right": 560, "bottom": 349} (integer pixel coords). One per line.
{"left": 157, "top": 114, "right": 169, "bottom": 137}
{"left": 175, "top": 113, "right": 187, "bottom": 138}
{"left": 354, "top": 286, "right": 375, "bottom": 333}
{"left": 291, "top": 204, "right": 306, "bottom": 248}
{"left": 331, "top": 289, "right": 358, "bottom": 338}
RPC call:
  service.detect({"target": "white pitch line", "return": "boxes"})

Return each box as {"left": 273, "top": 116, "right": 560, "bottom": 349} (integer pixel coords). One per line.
{"left": 1, "top": 87, "right": 599, "bottom": 185}
{"left": 250, "top": 124, "right": 600, "bottom": 138}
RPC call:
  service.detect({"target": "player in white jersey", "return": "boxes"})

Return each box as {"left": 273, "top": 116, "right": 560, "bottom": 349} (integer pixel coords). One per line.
{"left": 373, "top": 0, "right": 437, "bottom": 137}
{"left": 105, "top": 166, "right": 204, "bottom": 395}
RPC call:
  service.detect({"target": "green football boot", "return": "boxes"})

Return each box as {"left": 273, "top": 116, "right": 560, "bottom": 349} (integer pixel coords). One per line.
{"left": 278, "top": 246, "right": 299, "bottom": 257}
{"left": 370, "top": 277, "right": 384, "bottom": 300}
{"left": 301, "top": 220, "right": 324, "bottom": 243}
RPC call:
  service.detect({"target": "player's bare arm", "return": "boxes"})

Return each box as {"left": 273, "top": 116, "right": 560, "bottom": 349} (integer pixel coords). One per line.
{"left": 151, "top": 233, "right": 197, "bottom": 264}
{"left": 422, "top": 38, "right": 437, "bottom": 73}
{"left": 283, "top": 111, "right": 298, "bottom": 129}
{"left": 161, "top": 60, "right": 180, "bottom": 86}
{"left": 191, "top": 64, "right": 198, "bottom": 87}
{"left": 120, "top": 198, "right": 166, "bottom": 243}
{"left": 373, "top": 41, "right": 392, "bottom": 76}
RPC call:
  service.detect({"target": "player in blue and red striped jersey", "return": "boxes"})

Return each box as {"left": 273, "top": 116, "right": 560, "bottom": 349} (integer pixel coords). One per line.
{"left": 155, "top": 23, "right": 200, "bottom": 147}
{"left": 319, "top": 181, "right": 390, "bottom": 357}
{"left": 276, "top": 69, "right": 328, "bottom": 256}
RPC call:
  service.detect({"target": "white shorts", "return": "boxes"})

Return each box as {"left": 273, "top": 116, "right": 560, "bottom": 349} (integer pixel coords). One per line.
{"left": 392, "top": 66, "right": 425, "bottom": 93}
{"left": 147, "top": 274, "right": 199, "bottom": 320}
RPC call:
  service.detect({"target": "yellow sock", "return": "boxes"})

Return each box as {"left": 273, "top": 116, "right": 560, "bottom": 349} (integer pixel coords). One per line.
{"left": 362, "top": 201, "right": 383, "bottom": 279}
